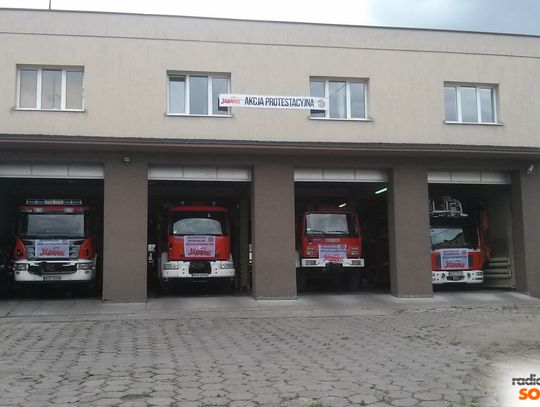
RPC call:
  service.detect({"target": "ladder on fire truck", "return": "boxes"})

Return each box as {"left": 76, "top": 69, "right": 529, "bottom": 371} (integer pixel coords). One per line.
{"left": 429, "top": 196, "right": 468, "bottom": 218}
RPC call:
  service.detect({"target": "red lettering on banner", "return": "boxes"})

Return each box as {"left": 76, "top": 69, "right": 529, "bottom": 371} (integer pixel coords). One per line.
{"left": 221, "top": 97, "right": 241, "bottom": 104}
{"left": 323, "top": 255, "right": 344, "bottom": 262}
{"left": 188, "top": 248, "right": 211, "bottom": 256}
{"left": 446, "top": 261, "right": 466, "bottom": 268}
{"left": 39, "top": 248, "right": 65, "bottom": 256}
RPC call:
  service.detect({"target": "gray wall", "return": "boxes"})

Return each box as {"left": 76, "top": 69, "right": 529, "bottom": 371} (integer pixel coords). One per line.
{"left": 388, "top": 163, "right": 433, "bottom": 297}
{"left": 0, "top": 10, "right": 539, "bottom": 148}
{"left": 511, "top": 171, "right": 540, "bottom": 297}
{"left": 103, "top": 156, "right": 148, "bottom": 302}
{"left": 251, "top": 161, "right": 296, "bottom": 299}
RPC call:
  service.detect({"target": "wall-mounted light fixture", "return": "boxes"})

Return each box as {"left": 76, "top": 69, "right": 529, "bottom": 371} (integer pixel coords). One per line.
{"left": 338, "top": 203, "right": 347, "bottom": 208}
{"left": 123, "top": 156, "right": 131, "bottom": 166}
{"left": 527, "top": 164, "right": 535, "bottom": 175}
{"left": 374, "top": 187, "right": 388, "bottom": 195}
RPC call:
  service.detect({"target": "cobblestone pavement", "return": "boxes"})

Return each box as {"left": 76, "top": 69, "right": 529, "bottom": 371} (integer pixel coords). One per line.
{"left": 0, "top": 299, "right": 539, "bottom": 406}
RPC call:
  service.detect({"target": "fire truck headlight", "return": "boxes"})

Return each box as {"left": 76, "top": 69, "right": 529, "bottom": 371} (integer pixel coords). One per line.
{"left": 220, "top": 262, "right": 234, "bottom": 269}
{"left": 15, "top": 263, "right": 28, "bottom": 271}
{"left": 78, "top": 263, "right": 95, "bottom": 271}
{"left": 305, "top": 260, "right": 317, "bottom": 266}
{"left": 163, "top": 262, "right": 179, "bottom": 270}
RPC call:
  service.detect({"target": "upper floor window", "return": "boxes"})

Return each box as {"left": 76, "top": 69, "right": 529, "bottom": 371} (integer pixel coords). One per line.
{"left": 444, "top": 84, "right": 497, "bottom": 124}
{"left": 168, "top": 73, "right": 230, "bottom": 116}
{"left": 17, "top": 66, "right": 84, "bottom": 111}
{"left": 310, "top": 78, "right": 367, "bottom": 120}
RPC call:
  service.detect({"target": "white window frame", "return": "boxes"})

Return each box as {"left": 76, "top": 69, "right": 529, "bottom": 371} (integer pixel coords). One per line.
{"left": 444, "top": 84, "right": 498, "bottom": 124}
{"left": 166, "top": 73, "right": 231, "bottom": 117}
{"left": 309, "top": 78, "right": 369, "bottom": 121}
{"left": 16, "top": 66, "right": 85, "bottom": 111}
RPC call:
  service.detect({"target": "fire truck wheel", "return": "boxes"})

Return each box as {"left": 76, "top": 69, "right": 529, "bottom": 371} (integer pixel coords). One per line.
{"left": 296, "top": 269, "right": 307, "bottom": 292}
{"left": 85, "top": 282, "right": 97, "bottom": 297}
{"left": 346, "top": 271, "right": 361, "bottom": 291}
{"left": 158, "top": 279, "right": 171, "bottom": 296}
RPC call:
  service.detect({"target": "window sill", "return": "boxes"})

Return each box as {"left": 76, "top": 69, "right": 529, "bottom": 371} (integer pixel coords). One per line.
{"left": 166, "top": 113, "right": 233, "bottom": 118}
{"left": 444, "top": 121, "right": 502, "bottom": 126}
{"left": 13, "top": 108, "right": 86, "bottom": 113}
{"left": 309, "top": 117, "right": 372, "bottom": 122}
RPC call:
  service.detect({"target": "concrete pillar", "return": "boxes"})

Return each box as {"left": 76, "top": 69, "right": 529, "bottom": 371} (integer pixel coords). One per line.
{"left": 102, "top": 155, "right": 148, "bottom": 302}
{"left": 388, "top": 163, "right": 432, "bottom": 297}
{"left": 511, "top": 170, "right": 540, "bottom": 297}
{"left": 251, "top": 160, "right": 296, "bottom": 299}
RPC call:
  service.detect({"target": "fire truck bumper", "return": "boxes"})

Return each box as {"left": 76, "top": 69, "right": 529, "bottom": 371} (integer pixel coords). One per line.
{"left": 300, "top": 258, "right": 364, "bottom": 268}
{"left": 432, "top": 270, "right": 483, "bottom": 284}
{"left": 13, "top": 260, "right": 97, "bottom": 282}
{"left": 161, "top": 260, "right": 235, "bottom": 279}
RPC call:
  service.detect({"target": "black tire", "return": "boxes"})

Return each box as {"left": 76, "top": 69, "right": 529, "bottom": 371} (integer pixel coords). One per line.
{"left": 296, "top": 269, "right": 307, "bottom": 292}
{"left": 158, "top": 278, "right": 171, "bottom": 296}
{"left": 346, "top": 270, "right": 361, "bottom": 291}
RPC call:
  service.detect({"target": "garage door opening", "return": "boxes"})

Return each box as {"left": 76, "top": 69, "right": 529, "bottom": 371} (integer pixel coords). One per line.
{"left": 428, "top": 170, "right": 514, "bottom": 291}
{"left": 148, "top": 166, "right": 251, "bottom": 297}
{"left": 295, "top": 168, "right": 390, "bottom": 294}
{"left": 0, "top": 176, "right": 104, "bottom": 299}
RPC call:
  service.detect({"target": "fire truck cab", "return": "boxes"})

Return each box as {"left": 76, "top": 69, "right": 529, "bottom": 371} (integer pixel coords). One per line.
{"left": 296, "top": 209, "right": 364, "bottom": 290}
{"left": 430, "top": 197, "right": 488, "bottom": 284}
{"left": 158, "top": 204, "right": 235, "bottom": 284}
{"left": 12, "top": 199, "right": 98, "bottom": 284}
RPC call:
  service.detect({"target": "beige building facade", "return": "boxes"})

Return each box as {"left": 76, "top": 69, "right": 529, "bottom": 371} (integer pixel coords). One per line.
{"left": 0, "top": 9, "right": 539, "bottom": 301}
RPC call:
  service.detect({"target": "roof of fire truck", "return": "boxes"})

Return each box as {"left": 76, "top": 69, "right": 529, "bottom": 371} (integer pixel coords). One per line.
{"left": 19, "top": 199, "right": 93, "bottom": 212}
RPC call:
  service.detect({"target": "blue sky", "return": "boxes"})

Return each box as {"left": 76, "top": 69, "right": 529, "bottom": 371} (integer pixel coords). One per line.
{"left": 1, "top": 0, "right": 539, "bottom": 35}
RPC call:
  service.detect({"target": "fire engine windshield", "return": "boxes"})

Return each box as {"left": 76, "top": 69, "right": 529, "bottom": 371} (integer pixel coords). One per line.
{"left": 305, "top": 213, "right": 358, "bottom": 237}
{"left": 171, "top": 212, "right": 228, "bottom": 236}
{"left": 18, "top": 213, "right": 88, "bottom": 238}
{"left": 430, "top": 219, "right": 477, "bottom": 249}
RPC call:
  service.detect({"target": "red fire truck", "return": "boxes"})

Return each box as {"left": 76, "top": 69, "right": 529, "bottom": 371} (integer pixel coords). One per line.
{"left": 430, "top": 197, "right": 489, "bottom": 284}
{"left": 158, "top": 204, "right": 235, "bottom": 285}
{"left": 12, "top": 199, "right": 98, "bottom": 285}
{"left": 296, "top": 208, "right": 364, "bottom": 290}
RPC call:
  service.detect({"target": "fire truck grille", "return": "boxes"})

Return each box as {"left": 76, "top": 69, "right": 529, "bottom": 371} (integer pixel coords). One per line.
{"left": 23, "top": 240, "right": 83, "bottom": 259}
{"left": 28, "top": 262, "right": 78, "bottom": 275}
{"left": 189, "top": 261, "right": 211, "bottom": 274}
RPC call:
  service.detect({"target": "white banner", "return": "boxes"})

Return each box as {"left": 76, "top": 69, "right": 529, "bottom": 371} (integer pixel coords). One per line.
{"left": 440, "top": 249, "right": 469, "bottom": 270}
{"left": 219, "top": 94, "right": 328, "bottom": 110}
{"left": 35, "top": 240, "right": 70, "bottom": 258}
{"left": 184, "top": 235, "right": 216, "bottom": 258}
{"left": 319, "top": 244, "right": 347, "bottom": 263}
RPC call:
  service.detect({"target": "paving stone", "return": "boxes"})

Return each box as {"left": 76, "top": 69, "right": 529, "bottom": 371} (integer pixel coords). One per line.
{"left": 417, "top": 401, "right": 451, "bottom": 407}
{"left": 229, "top": 401, "right": 257, "bottom": 407}
{"left": 0, "top": 301, "right": 538, "bottom": 407}
{"left": 349, "top": 394, "right": 380, "bottom": 404}
{"left": 391, "top": 398, "right": 419, "bottom": 406}
{"left": 145, "top": 397, "right": 177, "bottom": 406}
{"left": 414, "top": 392, "right": 442, "bottom": 401}
{"left": 198, "top": 396, "right": 230, "bottom": 406}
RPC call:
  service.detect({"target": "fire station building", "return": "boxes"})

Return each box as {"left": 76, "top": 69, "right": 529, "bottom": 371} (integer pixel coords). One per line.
{"left": 1, "top": 9, "right": 540, "bottom": 302}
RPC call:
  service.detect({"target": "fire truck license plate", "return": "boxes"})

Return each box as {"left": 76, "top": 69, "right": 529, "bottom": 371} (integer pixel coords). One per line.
{"left": 191, "top": 273, "right": 209, "bottom": 278}
{"left": 43, "top": 275, "right": 62, "bottom": 281}
{"left": 448, "top": 271, "right": 463, "bottom": 277}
